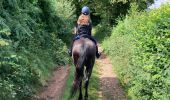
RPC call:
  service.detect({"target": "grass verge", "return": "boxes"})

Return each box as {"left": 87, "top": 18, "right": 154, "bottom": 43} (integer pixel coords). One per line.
{"left": 61, "top": 64, "right": 100, "bottom": 100}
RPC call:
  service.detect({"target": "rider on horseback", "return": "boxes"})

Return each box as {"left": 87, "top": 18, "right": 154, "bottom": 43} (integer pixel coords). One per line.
{"left": 68, "top": 6, "right": 100, "bottom": 58}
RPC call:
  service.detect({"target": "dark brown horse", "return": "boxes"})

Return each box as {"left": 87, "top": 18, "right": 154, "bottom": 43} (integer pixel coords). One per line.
{"left": 69, "top": 37, "right": 96, "bottom": 100}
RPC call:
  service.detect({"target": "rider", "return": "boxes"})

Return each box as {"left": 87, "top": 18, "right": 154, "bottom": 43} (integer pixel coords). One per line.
{"left": 68, "top": 6, "right": 100, "bottom": 58}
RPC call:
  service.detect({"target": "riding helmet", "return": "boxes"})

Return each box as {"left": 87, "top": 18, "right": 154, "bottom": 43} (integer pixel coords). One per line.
{"left": 81, "top": 6, "right": 90, "bottom": 15}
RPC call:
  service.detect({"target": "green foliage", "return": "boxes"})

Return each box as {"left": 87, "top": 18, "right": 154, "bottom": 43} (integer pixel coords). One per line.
{"left": 0, "top": 0, "right": 75, "bottom": 99}
{"left": 71, "top": 0, "right": 154, "bottom": 25}
{"left": 102, "top": 4, "right": 170, "bottom": 100}
{"left": 93, "top": 23, "right": 112, "bottom": 43}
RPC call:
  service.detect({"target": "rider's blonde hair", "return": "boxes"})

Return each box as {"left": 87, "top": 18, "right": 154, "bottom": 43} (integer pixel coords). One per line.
{"left": 77, "top": 14, "right": 91, "bottom": 25}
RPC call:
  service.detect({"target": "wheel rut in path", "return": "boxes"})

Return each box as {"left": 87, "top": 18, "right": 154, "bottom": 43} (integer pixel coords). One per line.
{"left": 96, "top": 46, "right": 127, "bottom": 100}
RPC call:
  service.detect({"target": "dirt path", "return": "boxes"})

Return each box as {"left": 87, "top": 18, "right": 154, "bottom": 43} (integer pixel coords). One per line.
{"left": 32, "top": 46, "right": 127, "bottom": 100}
{"left": 32, "top": 66, "right": 69, "bottom": 100}
{"left": 96, "top": 45, "right": 127, "bottom": 100}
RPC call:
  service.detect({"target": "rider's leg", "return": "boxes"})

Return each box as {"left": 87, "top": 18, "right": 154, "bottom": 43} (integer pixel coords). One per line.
{"left": 89, "top": 36, "right": 100, "bottom": 58}
{"left": 68, "top": 36, "right": 76, "bottom": 56}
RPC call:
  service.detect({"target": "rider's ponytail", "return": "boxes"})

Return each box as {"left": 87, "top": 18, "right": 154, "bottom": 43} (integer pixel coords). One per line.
{"left": 77, "top": 14, "right": 91, "bottom": 25}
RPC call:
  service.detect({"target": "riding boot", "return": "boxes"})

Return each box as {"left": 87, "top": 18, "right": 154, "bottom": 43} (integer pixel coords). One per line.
{"left": 96, "top": 45, "right": 100, "bottom": 58}
{"left": 68, "top": 34, "right": 80, "bottom": 57}
{"left": 68, "top": 40, "right": 74, "bottom": 57}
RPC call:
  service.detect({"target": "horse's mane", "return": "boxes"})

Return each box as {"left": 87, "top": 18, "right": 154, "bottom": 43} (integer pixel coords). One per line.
{"left": 77, "top": 14, "right": 91, "bottom": 25}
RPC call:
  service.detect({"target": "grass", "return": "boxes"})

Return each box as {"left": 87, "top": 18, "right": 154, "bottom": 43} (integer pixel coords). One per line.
{"left": 88, "top": 65, "right": 100, "bottom": 100}
{"left": 61, "top": 64, "right": 100, "bottom": 100}
{"left": 61, "top": 64, "right": 74, "bottom": 100}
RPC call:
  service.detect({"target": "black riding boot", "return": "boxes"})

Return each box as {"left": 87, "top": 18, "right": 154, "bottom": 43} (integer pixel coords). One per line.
{"left": 68, "top": 34, "right": 81, "bottom": 57}
{"left": 68, "top": 40, "right": 74, "bottom": 57}
{"left": 96, "top": 45, "right": 100, "bottom": 58}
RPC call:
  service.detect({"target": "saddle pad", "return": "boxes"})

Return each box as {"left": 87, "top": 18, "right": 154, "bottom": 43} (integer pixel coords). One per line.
{"left": 74, "top": 34, "right": 96, "bottom": 45}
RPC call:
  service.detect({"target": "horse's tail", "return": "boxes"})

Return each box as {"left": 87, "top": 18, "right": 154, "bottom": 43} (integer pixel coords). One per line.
{"left": 69, "top": 44, "right": 87, "bottom": 99}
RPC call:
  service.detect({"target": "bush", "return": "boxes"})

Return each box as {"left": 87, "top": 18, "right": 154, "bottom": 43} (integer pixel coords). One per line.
{"left": 102, "top": 4, "right": 170, "bottom": 100}
{"left": 0, "top": 0, "right": 75, "bottom": 99}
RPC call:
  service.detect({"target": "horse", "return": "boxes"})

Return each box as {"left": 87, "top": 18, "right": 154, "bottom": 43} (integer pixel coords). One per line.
{"left": 69, "top": 37, "right": 96, "bottom": 100}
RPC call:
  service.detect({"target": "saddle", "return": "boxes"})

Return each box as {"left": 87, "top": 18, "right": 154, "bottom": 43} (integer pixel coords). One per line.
{"left": 74, "top": 34, "right": 96, "bottom": 45}
{"left": 74, "top": 34, "right": 88, "bottom": 40}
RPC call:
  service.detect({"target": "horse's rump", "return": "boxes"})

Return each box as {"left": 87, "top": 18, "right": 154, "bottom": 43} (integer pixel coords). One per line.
{"left": 70, "top": 37, "right": 96, "bottom": 99}
{"left": 72, "top": 37, "right": 96, "bottom": 60}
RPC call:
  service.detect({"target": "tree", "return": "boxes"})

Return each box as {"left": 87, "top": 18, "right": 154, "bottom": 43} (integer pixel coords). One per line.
{"left": 70, "top": 0, "right": 154, "bottom": 25}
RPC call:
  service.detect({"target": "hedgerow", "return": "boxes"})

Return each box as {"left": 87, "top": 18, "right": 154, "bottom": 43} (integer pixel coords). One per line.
{"left": 0, "top": 0, "right": 75, "bottom": 99}
{"left": 102, "top": 4, "right": 170, "bottom": 99}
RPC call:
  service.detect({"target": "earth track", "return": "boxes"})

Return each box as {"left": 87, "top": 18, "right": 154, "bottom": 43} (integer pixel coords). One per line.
{"left": 32, "top": 66, "right": 69, "bottom": 100}
{"left": 96, "top": 45, "right": 127, "bottom": 100}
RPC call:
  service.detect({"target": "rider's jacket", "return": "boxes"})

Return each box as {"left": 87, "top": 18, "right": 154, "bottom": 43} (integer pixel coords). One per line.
{"left": 76, "top": 23, "right": 92, "bottom": 36}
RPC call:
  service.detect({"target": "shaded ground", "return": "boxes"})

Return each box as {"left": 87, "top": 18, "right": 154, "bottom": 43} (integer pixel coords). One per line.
{"left": 96, "top": 45, "right": 127, "bottom": 100}
{"left": 32, "top": 66, "right": 69, "bottom": 100}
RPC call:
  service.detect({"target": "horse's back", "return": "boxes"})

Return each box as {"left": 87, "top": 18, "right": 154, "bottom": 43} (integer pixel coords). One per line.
{"left": 72, "top": 38, "right": 96, "bottom": 57}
